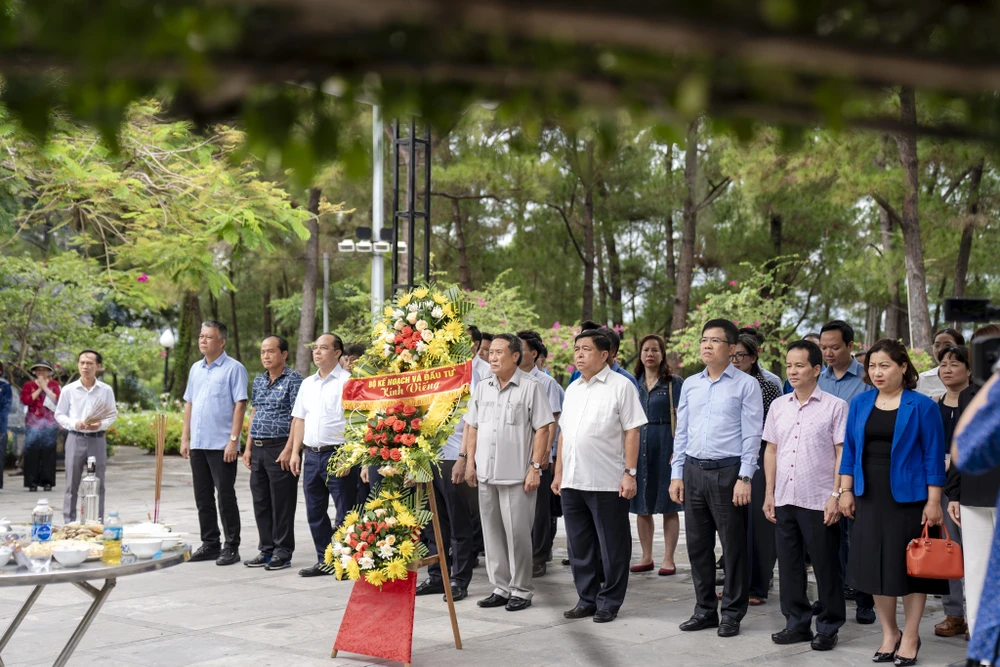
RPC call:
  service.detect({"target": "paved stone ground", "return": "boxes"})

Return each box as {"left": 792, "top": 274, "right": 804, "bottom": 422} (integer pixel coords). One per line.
{"left": 0, "top": 447, "right": 971, "bottom": 666}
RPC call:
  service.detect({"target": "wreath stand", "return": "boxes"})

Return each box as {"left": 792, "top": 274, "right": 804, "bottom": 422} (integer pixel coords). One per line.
{"left": 331, "top": 481, "right": 462, "bottom": 666}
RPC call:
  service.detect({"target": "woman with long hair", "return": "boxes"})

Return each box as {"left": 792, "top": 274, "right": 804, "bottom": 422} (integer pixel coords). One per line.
{"left": 629, "top": 334, "right": 684, "bottom": 575}
{"left": 839, "top": 339, "right": 947, "bottom": 666}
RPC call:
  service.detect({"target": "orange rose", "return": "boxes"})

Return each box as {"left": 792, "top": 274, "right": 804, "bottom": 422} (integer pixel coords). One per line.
{"left": 402, "top": 405, "right": 417, "bottom": 417}
{"left": 380, "top": 447, "right": 390, "bottom": 460}
{"left": 410, "top": 418, "right": 421, "bottom": 430}
{"left": 389, "top": 448, "right": 402, "bottom": 461}
{"left": 369, "top": 446, "right": 379, "bottom": 456}
{"left": 401, "top": 434, "right": 416, "bottom": 446}
{"left": 392, "top": 421, "right": 406, "bottom": 433}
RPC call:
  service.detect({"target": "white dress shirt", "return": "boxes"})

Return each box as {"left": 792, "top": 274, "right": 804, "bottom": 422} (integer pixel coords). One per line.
{"left": 916, "top": 367, "right": 946, "bottom": 397}
{"left": 54, "top": 379, "right": 118, "bottom": 433}
{"left": 291, "top": 364, "right": 350, "bottom": 447}
{"left": 560, "top": 365, "right": 647, "bottom": 492}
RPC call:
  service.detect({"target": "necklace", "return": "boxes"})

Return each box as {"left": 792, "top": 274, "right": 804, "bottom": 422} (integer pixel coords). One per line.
{"left": 877, "top": 389, "right": 903, "bottom": 409}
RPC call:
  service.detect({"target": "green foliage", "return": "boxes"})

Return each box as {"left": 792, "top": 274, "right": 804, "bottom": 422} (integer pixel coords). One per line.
{"left": 463, "top": 270, "right": 540, "bottom": 334}
{"left": 106, "top": 412, "right": 184, "bottom": 455}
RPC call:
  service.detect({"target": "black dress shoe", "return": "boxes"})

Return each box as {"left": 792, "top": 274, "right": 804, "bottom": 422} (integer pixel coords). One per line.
{"left": 811, "top": 632, "right": 839, "bottom": 651}
{"left": 477, "top": 593, "right": 510, "bottom": 608}
{"left": 445, "top": 585, "right": 467, "bottom": 602}
{"left": 505, "top": 596, "right": 531, "bottom": 611}
{"left": 718, "top": 620, "right": 740, "bottom": 637}
{"left": 415, "top": 579, "right": 446, "bottom": 596}
{"left": 679, "top": 613, "right": 720, "bottom": 631}
{"left": 264, "top": 556, "right": 291, "bottom": 571}
{"left": 298, "top": 562, "right": 332, "bottom": 577}
{"left": 532, "top": 562, "right": 546, "bottom": 577}
{"left": 844, "top": 586, "right": 858, "bottom": 601}
{"left": 244, "top": 553, "right": 271, "bottom": 568}
{"left": 857, "top": 606, "right": 877, "bottom": 624}
{"left": 811, "top": 600, "right": 823, "bottom": 616}
{"left": 43, "top": 485, "right": 52, "bottom": 492}
{"left": 215, "top": 548, "right": 240, "bottom": 566}
{"left": 772, "top": 628, "right": 814, "bottom": 645}
{"left": 873, "top": 635, "right": 902, "bottom": 663}
{"left": 564, "top": 604, "right": 597, "bottom": 619}
{"left": 893, "top": 638, "right": 920, "bottom": 666}
{"left": 561, "top": 558, "right": 570, "bottom": 566}
{"left": 29, "top": 486, "right": 38, "bottom": 492}
{"left": 593, "top": 609, "right": 618, "bottom": 623}
{"left": 189, "top": 545, "right": 222, "bottom": 562}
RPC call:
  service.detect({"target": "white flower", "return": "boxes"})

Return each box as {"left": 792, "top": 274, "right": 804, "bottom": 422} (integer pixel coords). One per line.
{"left": 374, "top": 508, "right": 386, "bottom": 517}
{"left": 431, "top": 306, "right": 444, "bottom": 319}
{"left": 341, "top": 547, "right": 353, "bottom": 556}
{"left": 359, "top": 555, "right": 375, "bottom": 570}
{"left": 406, "top": 311, "right": 418, "bottom": 324}
{"left": 393, "top": 309, "right": 404, "bottom": 319}
{"left": 385, "top": 535, "right": 396, "bottom": 545}
{"left": 421, "top": 329, "right": 434, "bottom": 342}
{"left": 424, "top": 300, "right": 434, "bottom": 309}
{"left": 384, "top": 332, "right": 396, "bottom": 343}
{"left": 394, "top": 319, "right": 404, "bottom": 331}
{"left": 415, "top": 319, "right": 428, "bottom": 331}
{"left": 345, "top": 524, "right": 355, "bottom": 535}
{"left": 382, "top": 345, "right": 392, "bottom": 357}
{"left": 384, "top": 517, "right": 398, "bottom": 527}
{"left": 340, "top": 554, "right": 353, "bottom": 568}
{"left": 379, "top": 544, "right": 395, "bottom": 559}
{"left": 407, "top": 303, "right": 419, "bottom": 312}
{"left": 416, "top": 341, "right": 428, "bottom": 353}
{"left": 399, "top": 350, "right": 413, "bottom": 363}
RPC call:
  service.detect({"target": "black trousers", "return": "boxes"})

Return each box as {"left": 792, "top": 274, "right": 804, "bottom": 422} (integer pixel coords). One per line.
{"left": 249, "top": 440, "right": 299, "bottom": 560}
{"left": 532, "top": 466, "right": 556, "bottom": 566}
{"left": 683, "top": 461, "right": 749, "bottom": 621}
{"left": 425, "top": 460, "right": 475, "bottom": 589}
{"left": 775, "top": 505, "right": 845, "bottom": 636}
{"left": 562, "top": 488, "right": 631, "bottom": 613}
{"left": 748, "top": 443, "right": 776, "bottom": 598}
{"left": 24, "top": 426, "right": 58, "bottom": 488}
{"left": 455, "top": 473, "right": 484, "bottom": 555}
{"left": 190, "top": 449, "right": 240, "bottom": 550}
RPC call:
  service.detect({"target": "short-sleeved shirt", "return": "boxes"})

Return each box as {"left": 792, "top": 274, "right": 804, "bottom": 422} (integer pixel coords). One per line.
{"left": 249, "top": 366, "right": 303, "bottom": 440}
{"left": 183, "top": 352, "right": 249, "bottom": 450}
{"left": 916, "top": 367, "right": 945, "bottom": 397}
{"left": 466, "top": 367, "right": 555, "bottom": 485}
{"left": 560, "top": 365, "right": 648, "bottom": 492}
{"left": 442, "top": 363, "right": 484, "bottom": 460}
{"left": 530, "top": 366, "right": 564, "bottom": 461}
{"left": 818, "top": 358, "right": 873, "bottom": 405}
{"left": 291, "top": 364, "right": 350, "bottom": 447}
{"left": 762, "top": 387, "right": 848, "bottom": 511}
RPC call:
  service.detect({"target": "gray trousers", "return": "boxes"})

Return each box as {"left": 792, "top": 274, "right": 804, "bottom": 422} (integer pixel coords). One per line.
{"left": 941, "top": 493, "right": 965, "bottom": 617}
{"left": 479, "top": 482, "right": 537, "bottom": 599}
{"left": 64, "top": 432, "right": 107, "bottom": 524}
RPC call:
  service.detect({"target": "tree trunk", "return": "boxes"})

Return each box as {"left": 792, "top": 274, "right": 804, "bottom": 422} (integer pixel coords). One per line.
{"left": 295, "top": 187, "right": 322, "bottom": 376}
{"left": 171, "top": 290, "right": 201, "bottom": 401}
{"left": 263, "top": 284, "right": 273, "bottom": 335}
{"left": 451, "top": 198, "right": 474, "bottom": 290}
{"left": 208, "top": 292, "right": 220, "bottom": 322}
{"left": 669, "top": 117, "right": 701, "bottom": 340}
{"left": 581, "top": 184, "right": 596, "bottom": 322}
{"left": 602, "top": 220, "right": 624, "bottom": 325}
{"left": 665, "top": 213, "right": 676, "bottom": 285}
{"left": 595, "top": 238, "right": 608, "bottom": 324}
{"left": 953, "top": 158, "right": 984, "bottom": 298}
{"left": 227, "top": 264, "right": 242, "bottom": 363}
{"left": 865, "top": 303, "right": 882, "bottom": 347}
{"left": 894, "top": 87, "right": 933, "bottom": 352}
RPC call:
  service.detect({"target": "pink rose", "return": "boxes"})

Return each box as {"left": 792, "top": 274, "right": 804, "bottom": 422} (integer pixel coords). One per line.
{"left": 729, "top": 280, "right": 738, "bottom": 287}
{"left": 566, "top": 365, "right": 575, "bottom": 373}
{"left": 552, "top": 321, "right": 561, "bottom": 329}
{"left": 137, "top": 273, "right": 149, "bottom": 283}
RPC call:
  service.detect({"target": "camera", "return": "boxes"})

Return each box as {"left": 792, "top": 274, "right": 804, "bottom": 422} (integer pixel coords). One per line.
{"left": 943, "top": 297, "right": 1000, "bottom": 385}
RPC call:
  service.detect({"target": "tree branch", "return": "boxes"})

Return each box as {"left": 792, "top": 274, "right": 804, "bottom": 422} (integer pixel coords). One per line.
{"left": 941, "top": 166, "right": 973, "bottom": 202}
{"left": 545, "top": 202, "right": 586, "bottom": 264}
{"left": 871, "top": 191, "right": 904, "bottom": 227}
{"left": 695, "top": 176, "right": 731, "bottom": 212}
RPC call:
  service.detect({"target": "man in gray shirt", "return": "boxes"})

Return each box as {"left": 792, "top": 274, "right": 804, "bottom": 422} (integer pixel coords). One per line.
{"left": 464, "top": 333, "right": 554, "bottom": 612}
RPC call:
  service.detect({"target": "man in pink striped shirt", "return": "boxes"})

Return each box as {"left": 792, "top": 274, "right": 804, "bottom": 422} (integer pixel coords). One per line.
{"left": 762, "top": 339, "right": 849, "bottom": 652}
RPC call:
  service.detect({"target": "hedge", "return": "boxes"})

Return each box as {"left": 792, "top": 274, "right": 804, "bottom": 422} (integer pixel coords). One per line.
{"left": 107, "top": 411, "right": 250, "bottom": 455}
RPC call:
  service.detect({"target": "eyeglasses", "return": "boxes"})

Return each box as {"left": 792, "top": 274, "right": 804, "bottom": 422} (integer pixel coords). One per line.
{"left": 699, "top": 337, "right": 728, "bottom": 346}
{"left": 732, "top": 352, "right": 754, "bottom": 361}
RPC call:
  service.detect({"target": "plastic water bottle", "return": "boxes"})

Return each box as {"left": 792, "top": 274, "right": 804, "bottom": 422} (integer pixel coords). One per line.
{"left": 79, "top": 456, "right": 101, "bottom": 524}
{"left": 102, "top": 511, "right": 122, "bottom": 565}
{"left": 31, "top": 499, "right": 53, "bottom": 542}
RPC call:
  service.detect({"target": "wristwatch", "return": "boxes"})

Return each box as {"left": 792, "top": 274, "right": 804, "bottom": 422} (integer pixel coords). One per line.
{"left": 625, "top": 468, "right": 637, "bottom": 477}
{"left": 229, "top": 434, "right": 238, "bottom": 442}
{"left": 738, "top": 475, "right": 752, "bottom": 484}
{"left": 531, "top": 461, "right": 542, "bottom": 471}
{"left": 458, "top": 453, "right": 468, "bottom": 460}
{"left": 831, "top": 491, "right": 841, "bottom": 499}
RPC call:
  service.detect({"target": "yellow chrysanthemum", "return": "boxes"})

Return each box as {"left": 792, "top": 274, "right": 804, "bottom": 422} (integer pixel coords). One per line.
{"left": 397, "top": 293, "right": 412, "bottom": 307}
{"left": 432, "top": 292, "right": 447, "bottom": 305}
{"left": 345, "top": 560, "right": 361, "bottom": 580}
{"left": 343, "top": 511, "right": 360, "bottom": 527}
{"left": 365, "top": 498, "right": 384, "bottom": 510}
{"left": 397, "top": 511, "right": 417, "bottom": 528}
{"left": 334, "top": 528, "right": 346, "bottom": 543}
{"left": 442, "top": 303, "right": 455, "bottom": 318}
{"left": 391, "top": 500, "right": 407, "bottom": 514}
{"left": 385, "top": 558, "right": 408, "bottom": 580}
{"left": 365, "top": 569, "right": 388, "bottom": 586}
{"left": 443, "top": 319, "right": 464, "bottom": 342}
{"left": 334, "top": 560, "right": 345, "bottom": 579}
{"left": 413, "top": 287, "right": 429, "bottom": 299}
{"left": 397, "top": 540, "right": 415, "bottom": 559}
{"left": 427, "top": 336, "right": 450, "bottom": 360}
{"left": 381, "top": 490, "right": 402, "bottom": 500}
{"left": 383, "top": 305, "right": 395, "bottom": 317}
{"left": 324, "top": 544, "right": 335, "bottom": 565}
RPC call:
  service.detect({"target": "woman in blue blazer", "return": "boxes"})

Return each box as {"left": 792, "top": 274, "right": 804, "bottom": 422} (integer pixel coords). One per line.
{"left": 839, "top": 339, "right": 947, "bottom": 666}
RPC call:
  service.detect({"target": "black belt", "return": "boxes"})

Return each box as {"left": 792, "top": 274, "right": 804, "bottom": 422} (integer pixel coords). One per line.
{"left": 253, "top": 436, "right": 288, "bottom": 446}
{"left": 71, "top": 431, "right": 106, "bottom": 438}
{"left": 304, "top": 444, "right": 339, "bottom": 453}
{"left": 686, "top": 455, "right": 740, "bottom": 470}
{"left": 646, "top": 418, "right": 671, "bottom": 425}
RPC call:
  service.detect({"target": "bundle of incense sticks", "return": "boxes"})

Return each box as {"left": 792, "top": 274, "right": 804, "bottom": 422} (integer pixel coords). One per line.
{"left": 153, "top": 413, "right": 167, "bottom": 523}
{"left": 83, "top": 397, "right": 118, "bottom": 427}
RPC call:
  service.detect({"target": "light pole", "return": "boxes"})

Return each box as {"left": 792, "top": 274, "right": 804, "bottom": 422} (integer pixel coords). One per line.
{"left": 159, "top": 328, "right": 175, "bottom": 394}
{"left": 337, "top": 227, "right": 406, "bottom": 316}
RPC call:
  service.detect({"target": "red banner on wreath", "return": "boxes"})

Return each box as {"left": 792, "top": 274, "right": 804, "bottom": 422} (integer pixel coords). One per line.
{"left": 342, "top": 360, "right": 473, "bottom": 410}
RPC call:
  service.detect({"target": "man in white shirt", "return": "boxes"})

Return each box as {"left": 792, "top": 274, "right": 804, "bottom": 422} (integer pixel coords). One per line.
{"left": 54, "top": 349, "right": 118, "bottom": 524}
{"left": 554, "top": 330, "right": 647, "bottom": 624}
{"left": 289, "top": 333, "right": 354, "bottom": 577}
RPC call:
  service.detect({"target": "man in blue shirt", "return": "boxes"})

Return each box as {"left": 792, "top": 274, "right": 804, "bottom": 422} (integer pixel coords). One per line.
{"left": 818, "top": 319, "right": 875, "bottom": 624}
{"left": 670, "top": 319, "right": 764, "bottom": 638}
{"left": 0, "top": 361, "right": 10, "bottom": 490}
{"left": 242, "top": 335, "right": 302, "bottom": 571}
{"left": 181, "top": 320, "right": 249, "bottom": 566}
{"left": 568, "top": 324, "right": 640, "bottom": 393}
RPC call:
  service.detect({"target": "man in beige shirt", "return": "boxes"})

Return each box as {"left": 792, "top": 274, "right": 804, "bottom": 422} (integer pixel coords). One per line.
{"left": 464, "top": 333, "right": 554, "bottom": 611}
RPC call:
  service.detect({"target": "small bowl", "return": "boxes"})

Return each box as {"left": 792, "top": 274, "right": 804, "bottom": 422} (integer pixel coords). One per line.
{"left": 52, "top": 546, "right": 90, "bottom": 568}
{"left": 124, "top": 539, "right": 163, "bottom": 559}
{"left": 0, "top": 547, "right": 12, "bottom": 567}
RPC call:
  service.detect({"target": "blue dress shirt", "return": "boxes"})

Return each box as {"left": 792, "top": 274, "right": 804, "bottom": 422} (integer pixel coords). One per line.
{"left": 249, "top": 366, "right": 303, "bottom": 440}
{"left": 183, "top": 351, "right": 249, "bottom": 450}
{"left": 671, "top": 363, "right": 764, "bottom": 480}
{"left": 817, "top": 358, "right": 873, "bottom": 405}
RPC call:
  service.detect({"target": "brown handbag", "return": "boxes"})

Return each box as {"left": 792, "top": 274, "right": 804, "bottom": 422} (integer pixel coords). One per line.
{"left": 906, "top": 523, "right": 964, "bottom": 580}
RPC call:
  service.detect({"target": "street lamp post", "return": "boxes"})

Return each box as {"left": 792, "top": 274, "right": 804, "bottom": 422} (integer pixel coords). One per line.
{"left": 159, "top": 328, "right": 176, "bottom": 394}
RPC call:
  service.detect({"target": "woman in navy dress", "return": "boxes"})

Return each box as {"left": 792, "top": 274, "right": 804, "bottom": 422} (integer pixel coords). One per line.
{"left": 629, "top": 334, "right": 684, "bottom": 576}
